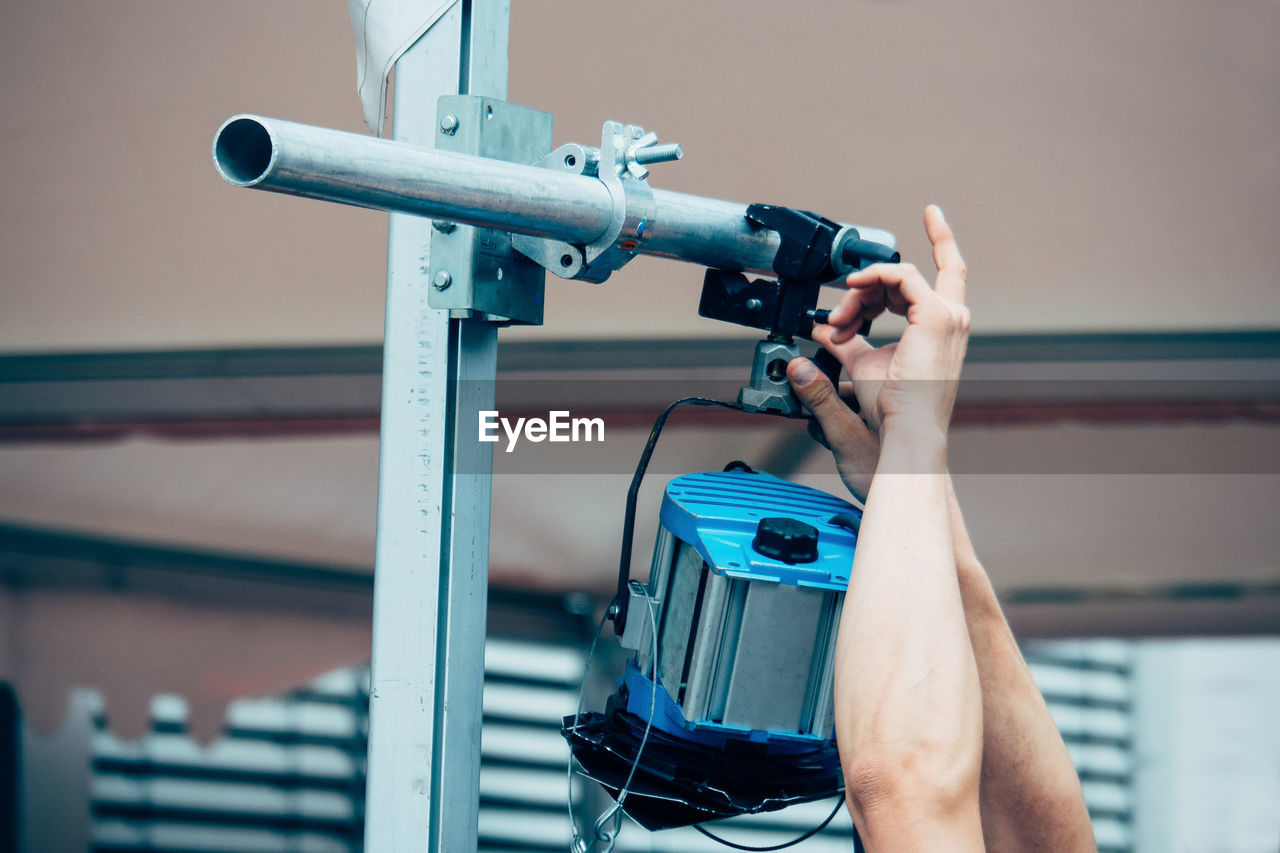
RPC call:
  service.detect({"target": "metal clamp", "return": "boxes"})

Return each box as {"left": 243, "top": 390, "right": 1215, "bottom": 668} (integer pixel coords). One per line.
{"left": 509, "top": 143, "right": 594, "bottom": 280}
{"left": 738, "top": 338, "right": 805, "bottom": 417}
{"left": 511, "top": 121, "right": 681, "bottom": 284}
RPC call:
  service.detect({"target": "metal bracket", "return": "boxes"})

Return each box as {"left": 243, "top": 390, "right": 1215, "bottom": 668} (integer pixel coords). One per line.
{"left": 738, "top": 338, "right": 805, "bottom": 417}
{"left": 509, "top": 143, "right": 593, "bottom": 280}
{"left": 428, "top": 96, "right": 553, "bottom": 325}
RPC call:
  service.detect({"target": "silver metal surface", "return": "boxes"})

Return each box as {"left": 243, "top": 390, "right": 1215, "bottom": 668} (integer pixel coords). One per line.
{"left": 428, "top": 95, "right": 552, "bottom": 323}
{"left": 363, "top": 1, "right": 507, "bottom": 850}
{"left": 212, "top": 114, "right": 614, "bottom": 245}
{"left": 738, "top": 338, "right": 804, "bottom": 416}
{"left": 721, "top": 583, "right": 827, "bottom": 733}
{"left": 648, "top": 536, "right": 844, "bottom": 738}
{"left": 807, "top": 593, "right": 843, "bottom": 738}
{"left": 212, "top": 114, "right": 895, "bottom": 281}
{"left": 652, "top": 538, "right": 702, "bottom": 700}
{"left": 679, "top": 569, "right": 738, "bottom": 723}
{"left": 621, "top": 525, "right": 673, "bottom": 665}
{"left": 619, "top": 129, "right": 682, "bottom": 180}
{"left": 575, "top": 121, "right": 656, "bottom": 283}
{"left": 509, "top": 143, "right": 598, "bottom": 280}
{"left": 646, "top": 190, "right": 894, "bottom": 277}
{"left": 631, "top": 141, "right": 683, "bottom": 168}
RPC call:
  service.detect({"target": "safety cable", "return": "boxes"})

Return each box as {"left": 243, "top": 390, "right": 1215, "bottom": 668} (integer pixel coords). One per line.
{"left": 567, "top": 581, "right": 660, "bottom": 853}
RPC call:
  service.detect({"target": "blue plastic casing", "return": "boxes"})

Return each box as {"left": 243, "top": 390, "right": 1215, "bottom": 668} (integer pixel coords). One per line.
{"left": 622, "top": 662, "right": 827, "bottom": 750}
{"left": 621, "top": 469, "right": 862, "bottom": 745}
{"left": 658, "top": 469, "right": 861, "bottom": 591}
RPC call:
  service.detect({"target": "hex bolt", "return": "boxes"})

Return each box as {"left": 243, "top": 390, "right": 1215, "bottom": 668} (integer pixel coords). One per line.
{"left": 745, "top": 297, "right": 764, "bottom": 312}
{"left": 432, "top": 270, "right": 453, "bottom": 290}
{"left": 439, "top": 114, "right": 459, "bottom": 135}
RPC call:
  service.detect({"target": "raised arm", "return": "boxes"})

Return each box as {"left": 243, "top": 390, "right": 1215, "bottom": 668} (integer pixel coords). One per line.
{"left": 790, "top": 206, "right": 1094, "bottom": 852}
{"left": 789, "top": 206, "right": 984, "bottom": 850}
{"left": 947, "top": 480, "right": 1096, "bottom": 851}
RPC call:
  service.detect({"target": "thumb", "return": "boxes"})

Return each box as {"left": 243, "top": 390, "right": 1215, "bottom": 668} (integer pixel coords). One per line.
{"left": 788, "top": 358, "right": 859, "bottom": 439}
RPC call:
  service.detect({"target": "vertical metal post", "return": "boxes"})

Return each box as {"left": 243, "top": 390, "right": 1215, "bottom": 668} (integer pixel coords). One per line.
{"left": 364, "top": 2, "right": 508, "bottom": 850}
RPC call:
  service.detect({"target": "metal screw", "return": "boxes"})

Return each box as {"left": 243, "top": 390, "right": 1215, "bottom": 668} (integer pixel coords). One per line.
{"left": 432, "top": 220, "right": 456, "bottom": 234}
{"left": 432, "top": 270, "right": 453, "bottom": 290}
{"left": 440, "top": 114, "right": 459, "bottom": 135}
{"left": 632, "top": 142, "right": 683, "bottom": 166}
{"left": 745, "top": 297, "right": 763, "bottom": 312}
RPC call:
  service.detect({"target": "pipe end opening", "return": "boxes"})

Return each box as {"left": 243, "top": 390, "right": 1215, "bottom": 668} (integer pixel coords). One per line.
{"left": 214, "top": 117, "right": 275, "bottom": 186}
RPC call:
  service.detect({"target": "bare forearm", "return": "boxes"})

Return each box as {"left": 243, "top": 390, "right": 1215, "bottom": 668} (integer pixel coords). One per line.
{"left": 946, "top": 478, "right": 1095, "bottom": 851}
{"left": 835, "top": 429, "right": 983, "bottom": 838}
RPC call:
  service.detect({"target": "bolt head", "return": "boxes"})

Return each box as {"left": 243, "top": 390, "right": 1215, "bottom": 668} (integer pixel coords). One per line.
{"left": 432, "top": 219, "right": 456, "bottom": 234}
{"left": 745, "top": 297, "right": 764, "bottom": 312}
{"left": 439, "top": 114, "right": 459, "bottom": 135}
{"left": 432, "top": 270, "right": 453, "bottom": 290}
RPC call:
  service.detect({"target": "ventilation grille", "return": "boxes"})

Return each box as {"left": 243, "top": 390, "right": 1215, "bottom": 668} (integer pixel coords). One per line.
{"left": 83, "top": 637, "right": 1131, "bottom": 852}
{"left": 87, "top": 638, "right": 585, "bottom": 853}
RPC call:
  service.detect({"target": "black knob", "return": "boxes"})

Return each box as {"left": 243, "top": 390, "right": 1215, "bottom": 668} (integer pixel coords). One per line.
{"left": 840, "top": 238, "right": 900, "bottom": 267}
{"left": 752, "top": 517, "right": 819, "bottom": 564}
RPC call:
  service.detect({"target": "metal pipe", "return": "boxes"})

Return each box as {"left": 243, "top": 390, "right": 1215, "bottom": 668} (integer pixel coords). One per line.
{"left": 213, "top": 115, "right": 614, "bottom": 244}
{"left": 643, "top": 189, "right": 783, "bottom": 275}
{"left": 213, "top": 114, "right": 894, "bottom": 278}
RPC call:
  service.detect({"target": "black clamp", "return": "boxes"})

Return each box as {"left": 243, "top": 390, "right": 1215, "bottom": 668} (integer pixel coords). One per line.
{"left": 698, "top": 203, "right": 899, "bottom": 416}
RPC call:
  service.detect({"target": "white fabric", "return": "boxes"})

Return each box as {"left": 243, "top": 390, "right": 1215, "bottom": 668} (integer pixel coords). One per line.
{"left": 346, "top": 0, "right": 457, "bottom": 135}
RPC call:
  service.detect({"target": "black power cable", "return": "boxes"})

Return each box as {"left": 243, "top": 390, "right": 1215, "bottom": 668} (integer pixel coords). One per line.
{"left": 609, "top": 396, "right": 748, "bottom": 634}
{"left": 692, "top": 795, "right": 855, "bottom": 851}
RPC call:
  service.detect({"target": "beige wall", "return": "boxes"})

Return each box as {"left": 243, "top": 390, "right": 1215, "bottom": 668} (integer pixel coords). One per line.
{"left": 2, "top": 0, "right": 1277, "bottom": 352}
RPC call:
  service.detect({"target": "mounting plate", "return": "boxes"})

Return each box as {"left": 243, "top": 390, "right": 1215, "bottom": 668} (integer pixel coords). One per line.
{"left": 427, "top": 96, "right": 552, "bottom": 325}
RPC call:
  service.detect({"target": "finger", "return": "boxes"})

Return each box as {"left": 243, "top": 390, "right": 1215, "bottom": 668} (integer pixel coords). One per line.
{"left": 787, "top": 358, "right": 865, "bottom": 448}
{"left": 813, "top": 324, "right": 874, "bottom": 369}
{"left": 835, "top": 263, "right": 937, "bottom": 327}
{"left": 829, "top": 261, "right": 922, "bottom": 328}
{"left": 824, "top": 290, "right": 896, "bottom": 340}
{"left": 924, "top": 205, "right": 967, "bottom": 305}
{"left": 824, "top": 282, "right": 886, "bottom": 333}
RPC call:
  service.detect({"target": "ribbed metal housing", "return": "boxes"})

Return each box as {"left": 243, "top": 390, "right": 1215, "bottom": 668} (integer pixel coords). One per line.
{"left": 634, "top": 471, "right": 860, "bottom": 740}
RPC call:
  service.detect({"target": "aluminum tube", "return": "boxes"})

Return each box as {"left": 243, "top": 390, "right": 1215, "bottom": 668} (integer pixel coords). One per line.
{"left": 213, "top": 114, "right": 896, "bottom": 279}
{"left": 645, "top": 189, "right": 781, "bottom": 274}
{"left": 213, "top": 114, "right": 614, "bottom": 244}
{"left": 643, "top": 191, "right": 896, "bottom": 275}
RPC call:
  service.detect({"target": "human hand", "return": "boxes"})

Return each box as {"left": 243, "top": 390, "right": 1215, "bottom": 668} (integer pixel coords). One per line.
{"left": 785, "top": 362, "right": 881, "bottom": 501}
{"left": 789, "top": 205, "right": 970, "bottom": 483}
